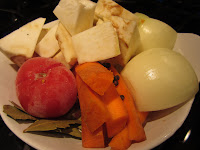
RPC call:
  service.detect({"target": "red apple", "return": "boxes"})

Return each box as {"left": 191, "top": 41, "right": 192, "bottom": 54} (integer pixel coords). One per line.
{"left": 16, "top": 57, "right": 77, "bottom": 118}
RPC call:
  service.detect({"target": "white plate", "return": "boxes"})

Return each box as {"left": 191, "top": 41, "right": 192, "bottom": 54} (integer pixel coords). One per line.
{"left": 0, "top": 33, "right": 200, "bottom": 150}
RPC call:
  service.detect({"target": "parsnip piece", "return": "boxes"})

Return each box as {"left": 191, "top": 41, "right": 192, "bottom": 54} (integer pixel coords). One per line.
{"left": 56, "top": 23, "right": 77, "bottom": 66}
{"left": 95, "top": 0, "right": 139, "bottom": 23}
{"left": 96, "top": 18, "right": 104, "bottom": 25}
{"left": 43, "top": 20, "right": 59, "bottom": 29}
{"left": 37, "top": 20, "right": 59, "bottom": 43}
{"left": 0, "top": 18, "right": 46, "bottom": 66}
{"left": 53, "top": 0, "right": 96, "bottom": 36}
{"left": 53, "top": 51, "right": 71, "bottom": 69}
{"left": 35, "top": 24, "right": 60, "bottom": 58}
{"left": 108, "top": 16, "right": 140, "bottom": 65}
{"left": 72, "top": 22, "right": 120, "bottom": 64}
{"left": 100, "top": 16, "right": 140, "bottom": 66}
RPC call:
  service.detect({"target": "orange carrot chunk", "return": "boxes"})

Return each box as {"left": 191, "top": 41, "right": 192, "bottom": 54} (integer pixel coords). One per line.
{"left": 102, "top": 84, "right": 128, "bottom": 138}
{"left": 109, "top": 126, "right": 132, "bottom": 150}
{"left": 110, "top": 66, "right": 146, "bottom": 142}
{"left": 76, "top": 75, "right": 110, "bottom": 133}
{"left": 138, "top": 111, "right": 149, "bottom": 124}
{"left": 123, "top": 95, "right": 146, "bottom": 142}
{"left": 75, "top": 62, "right": 114, "bottom": 95}
{"left": 82, "top": 119, "right": 107, "bottom": 148}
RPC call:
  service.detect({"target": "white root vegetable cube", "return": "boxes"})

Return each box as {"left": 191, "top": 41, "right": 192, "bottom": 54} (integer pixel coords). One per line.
{"left": 96, "top": 18, "right": 104, "bottom": 25}
{"left": 43, "top": 20, "right": 59, "bottom": 29}
{"left": 107, "top": 16, "right": 140, "bottom": 65}
{"left": 53, "top": 51, "right": 71, "bottom": 69}
{"left": 0, "top": 18, "right": 46, "bottom": 66}
{"left": 56, "top": 23, "right": 77, "bottom": 66}
{"left": 37, "top": 20, "right": 59, "bottom": 43}
{"left": 35, "top": 24, "right": 60, "bottom": 58}
{"left": 99, "top": 16, "right": 141, "bottom": 66}
{"left": 53, "top": 0, "right": 96, "bottom": 36}
{"left": 72, "top": 22, "right": 120, "bottom": 64}
{"left": 95, "top": 0, "right": 139, "bottom": 23}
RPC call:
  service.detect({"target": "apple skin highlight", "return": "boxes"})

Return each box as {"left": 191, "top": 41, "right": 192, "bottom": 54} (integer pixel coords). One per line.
{"left": 16, "top": 57, "right": 77, "bottom": 118}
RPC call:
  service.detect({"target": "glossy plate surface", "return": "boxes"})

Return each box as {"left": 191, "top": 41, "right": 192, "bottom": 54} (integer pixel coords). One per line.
{"left": 0, "top": 33, "right": 200, "bottom": 150}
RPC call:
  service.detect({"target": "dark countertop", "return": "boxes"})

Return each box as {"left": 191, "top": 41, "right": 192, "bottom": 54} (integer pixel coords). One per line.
{"left": 0, "top": 0, "right": 200, "bottom": 150}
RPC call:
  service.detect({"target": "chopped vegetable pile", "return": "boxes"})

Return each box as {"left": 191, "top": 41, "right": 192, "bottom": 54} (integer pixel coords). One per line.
{"left": 0, "top": 0, "right": 199, "bottom": 149}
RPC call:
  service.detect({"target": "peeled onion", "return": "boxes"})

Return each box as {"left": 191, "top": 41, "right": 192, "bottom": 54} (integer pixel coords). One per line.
{"left": 134, "top": 12, "right": 149, "bottom": 26}
{"left": 136, "top": 18, "right": 177, "bottom": 54}
{"left": 121, "top": 48, "right": 199, "bottom": 111}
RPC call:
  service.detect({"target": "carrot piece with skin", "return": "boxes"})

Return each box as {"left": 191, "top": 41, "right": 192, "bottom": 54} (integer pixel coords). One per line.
{"left": 110, "top": 65, "right": 146, "bottom": 142}
{"left": 101, "top": 84, "right": 128, "bottom": 138}
{"left": 109, "top": 126, "right": 132, "bottom": 150}
{"left": 75, "top": 62, "right": 114, "bottom": 95}
{"left": 138, "top": 111, "right": 149, "bottom": 124}
{"left": 123, "top": 97, "right": 146, "bottom": 142}
{"left": 82, "top": 118, "right": 107, "bottom": 148}
{"left": 76, "top": 75, "right": 110, "bottom": 133}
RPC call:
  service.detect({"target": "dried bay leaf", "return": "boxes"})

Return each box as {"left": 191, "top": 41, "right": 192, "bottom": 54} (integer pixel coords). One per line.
{"left": 55, "top": 126, "right": 82, "bottom": 139}
{"left": 68, "top": 126, "right": 82, "bottom": 138}
{"left": 59, "top": 108, "right": 81, "bottom": 120}
{"left": 3, "top": 105, "right": 37, "bottom": 121}
{"left": 4, "top": 102, "right": 83, "bottom": 140}
{"left": 24, "top": 119, "right": 81, "bottom": 132}
{"left": 78, "top": 124, "right": 82, "bottom": 130}
{"left": 10, "top": 101, "right": 25, "bottom": 112}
